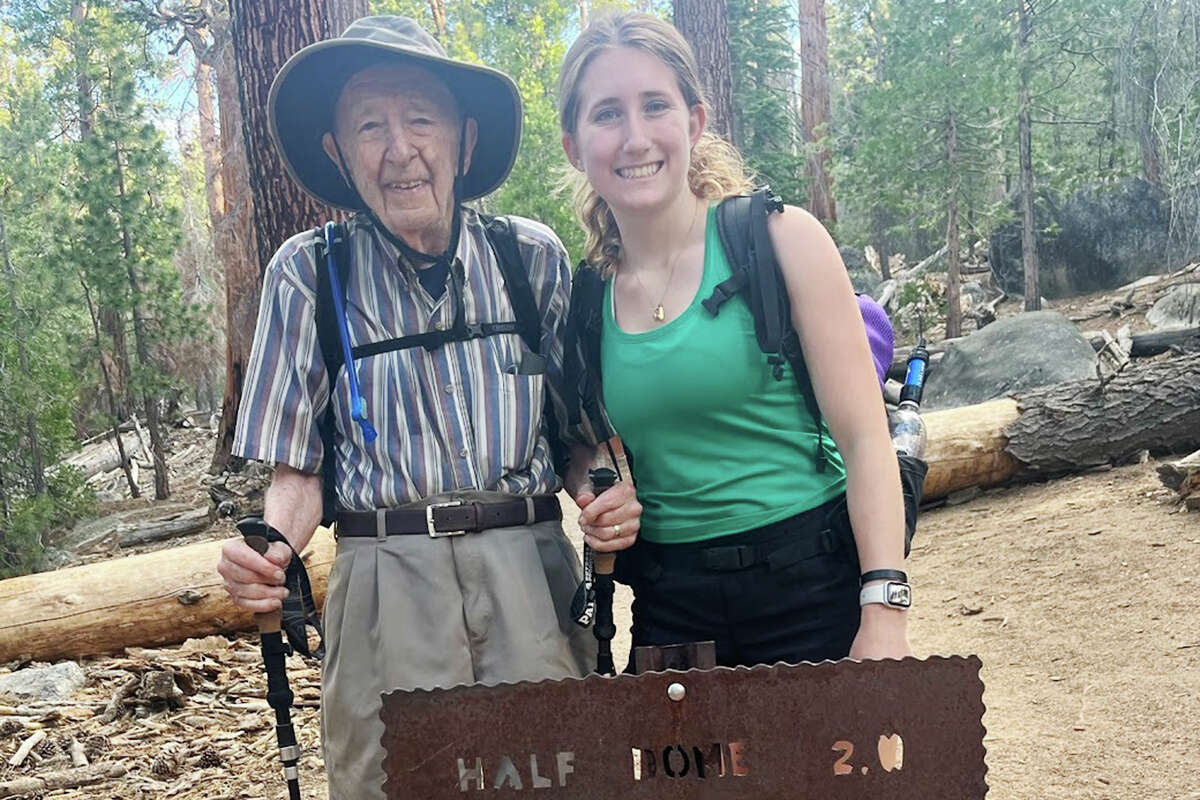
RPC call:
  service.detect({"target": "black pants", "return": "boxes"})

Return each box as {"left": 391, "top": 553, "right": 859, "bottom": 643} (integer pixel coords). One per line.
{"left": 619, "top": 494, "right": 861, "bottom": 669}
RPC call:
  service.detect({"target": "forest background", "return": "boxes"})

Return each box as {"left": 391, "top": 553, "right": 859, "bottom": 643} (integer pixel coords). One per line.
{"left": 0, "top": 0, "right": 1197, "bottom": 578}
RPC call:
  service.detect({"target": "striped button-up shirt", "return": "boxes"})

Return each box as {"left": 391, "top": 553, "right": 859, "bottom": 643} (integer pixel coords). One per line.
{"left": 233, "top": 209, "right": 574, "bottom": 510}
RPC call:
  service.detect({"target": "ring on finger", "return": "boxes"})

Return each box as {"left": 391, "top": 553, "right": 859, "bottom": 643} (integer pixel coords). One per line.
{"left": 612, "top": 523, "right": 622, "bottom": 537}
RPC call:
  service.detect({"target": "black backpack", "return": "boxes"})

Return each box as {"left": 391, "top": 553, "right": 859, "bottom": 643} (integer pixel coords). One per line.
{"left": 313, "top": 216, "right": 564, "bottom": 525}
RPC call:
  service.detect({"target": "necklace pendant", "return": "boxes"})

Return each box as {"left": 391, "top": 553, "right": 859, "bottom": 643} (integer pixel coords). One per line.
{"left": 652, "top": 304, "right": 666, "bottom": 322}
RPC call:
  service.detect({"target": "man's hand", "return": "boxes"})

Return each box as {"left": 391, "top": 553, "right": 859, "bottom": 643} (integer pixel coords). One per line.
{"left": 576, "top": 481, "right": 641, "bottom": 553}
{"left": 218, "top": 538, "right": 292, "bottom": 614}
{"left": 848, "top": 603, "right": 913, "bottom": 660}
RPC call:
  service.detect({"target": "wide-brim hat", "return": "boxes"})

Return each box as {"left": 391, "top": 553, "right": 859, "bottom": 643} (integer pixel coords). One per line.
{"left": 268, "top": 15, "right": 522, "bottom": 207}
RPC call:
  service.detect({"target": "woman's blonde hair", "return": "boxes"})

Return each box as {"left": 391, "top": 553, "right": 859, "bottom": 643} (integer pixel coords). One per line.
{"left": 557, "top": 12, "right": 754, "bottom": 274}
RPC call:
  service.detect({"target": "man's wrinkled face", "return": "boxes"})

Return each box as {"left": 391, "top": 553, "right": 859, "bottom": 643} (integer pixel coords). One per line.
{"left": 322, "top": 63, "right": 477, "bottom": 252}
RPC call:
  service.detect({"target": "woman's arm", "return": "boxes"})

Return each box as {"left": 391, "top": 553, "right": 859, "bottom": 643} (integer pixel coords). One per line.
{"left": 768, "top": 206, "right": 912, "bottom": 660}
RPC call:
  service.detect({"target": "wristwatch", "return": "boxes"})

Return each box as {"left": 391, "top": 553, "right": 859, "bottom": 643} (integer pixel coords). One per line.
{"left": 859, "top": 580, "right": 912, "bottom": 609}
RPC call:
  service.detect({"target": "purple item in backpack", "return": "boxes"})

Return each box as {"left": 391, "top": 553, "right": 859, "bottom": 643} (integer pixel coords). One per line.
{"left": 857, "top": 294, "right": 895, "bottom": 387}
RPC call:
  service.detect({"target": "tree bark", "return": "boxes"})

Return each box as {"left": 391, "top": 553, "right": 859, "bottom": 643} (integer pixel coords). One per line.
{"left": 1006, "top": 353, "right": 1200, "bottom": 471}
{"left": 672, "top": 0, "right": 735, "bottom": 142}
{"left": 798, "top": 0, "right": 837, "bottom": 225}
{"left": 429, "top": 0, "right": 448, "bottom": 38}
{"left": 227, "top": 0, "right": 353, "bottom": 275}
{"left": 1017, "top": 0, "right": 1040, "bottom": 312}
{"left": 577, "top": 0, "right": 588, "bottom": 29}
{"left": 218, "top": 0, "right": 361, "bottom": 469}
{"left": 209, "top": 13, "right": 261, "bottom": 472}
{"left": 186, "top": 27, "right": 224, "bottom": 229}
{"left": 0, "top": 209, "right": 44, "bottom": 496}
{"left": 0, "top": 527, "right": 337, "bottom": 662}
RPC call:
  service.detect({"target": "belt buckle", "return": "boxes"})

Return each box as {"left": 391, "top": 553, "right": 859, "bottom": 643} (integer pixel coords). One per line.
{"left": 426, "top": 500, "right": 466, "bottom": 538}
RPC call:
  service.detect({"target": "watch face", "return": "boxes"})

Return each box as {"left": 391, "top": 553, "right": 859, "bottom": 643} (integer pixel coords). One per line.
{"left": 886, "top": 582, "right": 912, "bottom": 608}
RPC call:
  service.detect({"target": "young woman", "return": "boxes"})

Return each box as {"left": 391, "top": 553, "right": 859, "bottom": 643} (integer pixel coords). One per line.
{"left": 561, "top": 12, "right": 912, "bottom": 667}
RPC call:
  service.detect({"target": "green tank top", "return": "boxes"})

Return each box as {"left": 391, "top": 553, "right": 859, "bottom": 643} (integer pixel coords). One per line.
{"left": 601, "top": 206, "right": 847, "bottom": 544}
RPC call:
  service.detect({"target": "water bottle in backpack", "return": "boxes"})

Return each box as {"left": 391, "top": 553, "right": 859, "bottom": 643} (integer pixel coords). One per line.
{"left": 889, "top": 339, "right": 929, "bottom": 459}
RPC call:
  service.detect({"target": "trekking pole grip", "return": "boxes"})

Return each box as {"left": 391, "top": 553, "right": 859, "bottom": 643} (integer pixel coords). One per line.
{"left": 236, "top": 517, "right": 284, "bottom": 635}
{"left": 588, "top": 467, "right": 619, "bottom": 576}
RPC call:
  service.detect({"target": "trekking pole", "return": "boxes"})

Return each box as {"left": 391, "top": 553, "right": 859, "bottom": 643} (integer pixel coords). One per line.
{"left": 588, "top": 467, "right": 619, "bottom": 676}
{"left": 237, "top": 518, "right": 303, "bottom": 800}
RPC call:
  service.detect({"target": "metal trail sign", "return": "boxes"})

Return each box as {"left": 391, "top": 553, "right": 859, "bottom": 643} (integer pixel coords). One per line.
{"left": 380, "top": 655, "right": 987, "bottom": 798}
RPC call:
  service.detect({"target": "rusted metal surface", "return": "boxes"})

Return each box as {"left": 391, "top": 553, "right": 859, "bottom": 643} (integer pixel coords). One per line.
{"left": 633, "top": 640, "right": 717, "bottom": 673}
{"left": 381, "top": 655, "right": 987, "bottom": 798}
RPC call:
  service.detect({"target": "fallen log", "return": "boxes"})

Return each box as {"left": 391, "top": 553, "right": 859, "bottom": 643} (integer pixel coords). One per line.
{"left": 922, "top": 399, "right": 1021, "bottom": 499}
{"left": 1086, "top": 324, "right": 1200, "bottom": 358}
{"left": 0, "top": 526, "right": 336, "bottom": 663}
{"left": 1006, "top": 353, "right": 1200, "bottom": 471}
{"left": 1156, "top": 448, "right": 1200, "bottom": 510}
{"left": 0, "top": 762, "right": 127, "bottom": 798}
{"left": 115, "top": 505, "right": 214, "bottom": 548}
{"left": 59, "top": 431, "right": 141, "bottom": 481}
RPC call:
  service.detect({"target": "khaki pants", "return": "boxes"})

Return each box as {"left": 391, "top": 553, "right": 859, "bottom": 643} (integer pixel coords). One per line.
{"left": 320, "top": 491, "right": 593, "bottom": 800}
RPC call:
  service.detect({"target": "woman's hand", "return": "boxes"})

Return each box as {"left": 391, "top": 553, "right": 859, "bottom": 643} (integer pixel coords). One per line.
{"left": 576, "top": 481, "right": 642, "bottom": 552}
{"left": 849, "top": 603, "right": 913, "bottom": 660}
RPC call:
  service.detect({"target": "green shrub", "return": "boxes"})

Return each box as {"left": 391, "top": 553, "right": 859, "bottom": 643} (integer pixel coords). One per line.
{"left": 0, "top": 467, "right": 96, "bottom": 578}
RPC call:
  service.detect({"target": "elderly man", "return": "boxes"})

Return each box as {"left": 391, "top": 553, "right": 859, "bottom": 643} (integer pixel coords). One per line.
{"left": 217, "top": 17, "right": 640, "bottom": 800}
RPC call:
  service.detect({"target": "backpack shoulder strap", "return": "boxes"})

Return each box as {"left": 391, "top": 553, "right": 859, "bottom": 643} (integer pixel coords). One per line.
{"left": 564, "top": 262, "right": 607, "bottom": 430}
{"left": 481, "top": 214, "right": 541, "bottom": 355}
{"left": 480, "top": 214, "right": 570, "bottom": 475}
{"left": 313, "top": 222, "right": 350, "bottom": 526}
{"left": 706, "top": 188, "right": 829, "bottom": 471}
{"left": 314, "top": 224, "right": 350, "bottom": 383}
{"left": 702, "top": 195, "right": 753, "bottom": 317}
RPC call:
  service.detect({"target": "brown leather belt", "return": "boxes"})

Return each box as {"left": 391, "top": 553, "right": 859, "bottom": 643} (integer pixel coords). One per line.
{"left": 335, "top": 494, "right": 561, "bottom": 538}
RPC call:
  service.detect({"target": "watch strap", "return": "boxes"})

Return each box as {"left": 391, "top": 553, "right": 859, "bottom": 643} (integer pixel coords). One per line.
{"left": 861, "top": 568, "right": 908, "bottom": 585}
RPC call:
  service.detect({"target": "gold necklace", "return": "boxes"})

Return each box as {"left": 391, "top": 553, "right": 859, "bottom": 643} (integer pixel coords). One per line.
{"left": 640, "top": 203, "right": 700, "bottom": 322}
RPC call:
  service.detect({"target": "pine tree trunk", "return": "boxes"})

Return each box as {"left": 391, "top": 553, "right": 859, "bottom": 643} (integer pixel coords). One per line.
{"left": 673, "top": 0, "right": 735, "bottom": 142}
{"left": 945, "top": 111, "right": 962, "bottom": 339}
{"left": 81, "top": 282, "right": 139, "bottom": 499}
{"left": 429, "top": 0, "right": 448, "bottom": 38}
{"left": 798, "top": 0, "right": 836, "bottom": 225}
{"left": 210, "top": 14, "right": 260, "bottom": 472}
{"left": 187, "top": 28, "right": 224, "bottom": 229}
{"left": 214, "top": 0, "right": 363, "bottom": 469}
{"left": 872, "top": 207, "right": 891, "bottom": 281}
{"left": 113, "top": 142, "right": 170, "bottom": 500}
{"left": 228, "top": 0, "right": 353, "bottom": 276}
{"left": 0, "top": 211, "right": 44, "bottom": 496}
{"left": 578, "top": 0, "right": 588, "bottom": 28}
{"left": 1017, "top": 0, "right": 1040, "bottom": 312}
